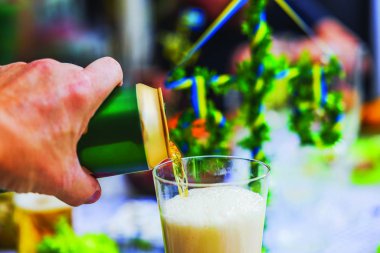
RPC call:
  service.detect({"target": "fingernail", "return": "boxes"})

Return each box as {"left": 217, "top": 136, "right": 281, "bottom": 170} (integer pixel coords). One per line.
{"left": 85, "top": 190, "right": 101, "bottom": 204}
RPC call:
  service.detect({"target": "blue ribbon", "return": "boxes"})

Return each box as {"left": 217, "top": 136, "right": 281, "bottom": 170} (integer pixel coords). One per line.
{"left": 219, "top": 116, "right": 227, "bottom": 128}
{"left": 320, "top": 70, "right": 328, "bottom": 106}
{"left": 190, "top": 77, "right": 200, "bottom": 118}
{"left": 165, "top": 77, "right": 193, "bottom": 89}
{"left": 252, "top": 12, "right": 267, "bottom": 34}
{"left": 166, "top": 75, "right": 227, "bottom": 122}
{"left": 178, "top": 0, "right": 249, "bottom": 66}
{"left": 257, "top": 63, "right": 265, "bottom": 77}
{"left": 210, "top": 75, "right": 234, "bottom": 86}
{"left": 335, "top": 113, "right": 344, "bottom": 123}
{"left": 251, "top": 147, "right": 261, "bottom": 158}
{"left": 275, "top": 70, "right": 289, "bottom": 79}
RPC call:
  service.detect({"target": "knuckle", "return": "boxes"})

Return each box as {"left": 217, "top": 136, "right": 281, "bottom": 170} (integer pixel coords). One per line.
{"left": 12, "top": 61, "right": 27, "bottom": 66}
{"left": 68, "top": 75, "right": 92, "bottom": 105}
{"left": 29, "top": 58, "right": 59, "bottom": 73}
{"left": 0, "top": 61, "right": 26, "bottom": 68}
{"left": 0, "top": 62, "right": 26, "bottom": 72}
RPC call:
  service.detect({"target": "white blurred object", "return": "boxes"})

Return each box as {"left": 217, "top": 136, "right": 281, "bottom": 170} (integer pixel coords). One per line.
{"left": 14, "top": 193, "right": 70, "bottom": 211}
{"left": 371, "top": 0, "right": 380, "bottom": 99}
{"left": 262, "top": 110, "right": 380, "bottom": 253}
{"left": 120, "top": 0, "right": 153, "bottom": 80}
{"left": 106, "top": 199, "right": 163, "bottom": 247}
{"left": 98, "top": 175, "right": 129, "bottom": 197}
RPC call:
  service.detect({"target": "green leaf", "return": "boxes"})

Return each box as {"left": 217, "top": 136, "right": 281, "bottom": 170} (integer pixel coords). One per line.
{"left": 37, "top": 218, "right": 119, "bottom": 253}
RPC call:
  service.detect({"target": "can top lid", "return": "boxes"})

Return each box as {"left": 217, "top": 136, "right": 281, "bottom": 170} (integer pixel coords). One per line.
{"left": 136, "top": 83, "right": 170, "bottom": 169}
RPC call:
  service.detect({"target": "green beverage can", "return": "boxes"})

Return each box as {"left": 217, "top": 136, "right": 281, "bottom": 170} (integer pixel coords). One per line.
{"left": 77, "top": 83, "right": 170, "bottom": 178}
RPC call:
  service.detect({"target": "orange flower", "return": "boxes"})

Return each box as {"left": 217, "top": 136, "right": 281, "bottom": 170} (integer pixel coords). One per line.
{"left": 168, "top": 113, "right": 182, "bottom": 129}
{"left": 191, "top": 119, "right": 210, "bottom": 139}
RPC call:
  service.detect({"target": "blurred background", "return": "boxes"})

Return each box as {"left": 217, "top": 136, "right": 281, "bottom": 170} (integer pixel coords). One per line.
{"left": 1, "top": 0, "right": 380, "bottom": 252}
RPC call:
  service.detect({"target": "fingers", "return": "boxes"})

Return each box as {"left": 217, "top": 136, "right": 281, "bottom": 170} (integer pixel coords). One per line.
{"left": 61, "top": 62, "right": 84, "bottom": 70}
{"left": 54, "top": 162, "right": 102, "bottom": 206}
{"left": 83, "top": 57, "right": 123, "bottom": 111}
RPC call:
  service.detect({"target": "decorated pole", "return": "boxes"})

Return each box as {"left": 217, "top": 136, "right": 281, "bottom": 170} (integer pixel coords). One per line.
{"left": 236, "top": 0, "right": 277, "bottom": 163}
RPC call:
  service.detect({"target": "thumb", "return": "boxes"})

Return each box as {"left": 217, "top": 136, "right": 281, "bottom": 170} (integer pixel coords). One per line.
{"left": 55, "top": 162, "right": 101, "bottom": 206}
{"left": 83, "top": 57, "right": 123, "bottom": 111}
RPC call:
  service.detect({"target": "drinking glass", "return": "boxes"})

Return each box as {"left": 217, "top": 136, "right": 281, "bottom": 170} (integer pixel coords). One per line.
{"left": 153, "top": 155, "right": 270, "bottom": 253}
{"left": 13, "top": 193, "right": 72, "bottom": 253}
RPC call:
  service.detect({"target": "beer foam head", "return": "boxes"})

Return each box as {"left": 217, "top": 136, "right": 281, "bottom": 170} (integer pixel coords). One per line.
{"left": 14, "top": 193, "right": 70, "bottom": 211}
{"left": 163, "top": 186, "right": 265, "bottom": 227}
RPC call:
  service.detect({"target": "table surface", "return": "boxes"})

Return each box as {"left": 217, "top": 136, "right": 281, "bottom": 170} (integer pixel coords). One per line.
{"left": 2, "top": 130, "right": 380, "bottom": 253}
{"left": 1, "top": 175, "right": 380, "bottom": 253}
{"left": 77, "top": 175, "right": 380, "bottom": 253}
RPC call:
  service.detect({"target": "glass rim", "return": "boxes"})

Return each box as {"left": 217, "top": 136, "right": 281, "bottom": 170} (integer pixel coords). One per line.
{"left": 153, "top": 155, "right": 270, "bottom": 187}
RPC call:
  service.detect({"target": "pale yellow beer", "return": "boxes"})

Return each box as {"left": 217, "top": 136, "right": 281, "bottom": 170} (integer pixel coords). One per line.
{"left": 161, "top": 186, "right": 266, "bottom": 253}
{"left": 0, "top": 193, "right": 17, "bottom": 249}
{"left": 13, "top": 193, "right": 72, "bottom": 253}
{"left": 154, "top": 156, "right": 270, "bottom": 253}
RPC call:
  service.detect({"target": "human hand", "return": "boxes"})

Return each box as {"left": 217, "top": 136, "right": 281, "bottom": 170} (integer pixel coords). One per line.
{"left": 0, "top": 57, "right": 123, "bottom": 206}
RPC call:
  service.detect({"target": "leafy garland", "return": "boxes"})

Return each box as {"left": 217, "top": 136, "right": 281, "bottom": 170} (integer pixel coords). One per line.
{"left": 161, "top": 5, "right": 345, "bottom": 253}
{"left": 166, "top": 66, "right": 233, "bottom": 156}
{"left": 288, "top": 53, "right": 345, "bottom": 147}
{"left": 162, "top": 0, "right": 345, "bottom": 161}
{"left": 161, "top": 8, "right": 234, "bottom": 157}
{"left": 236, "top": 0, "right": 285, "bottom": 163}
